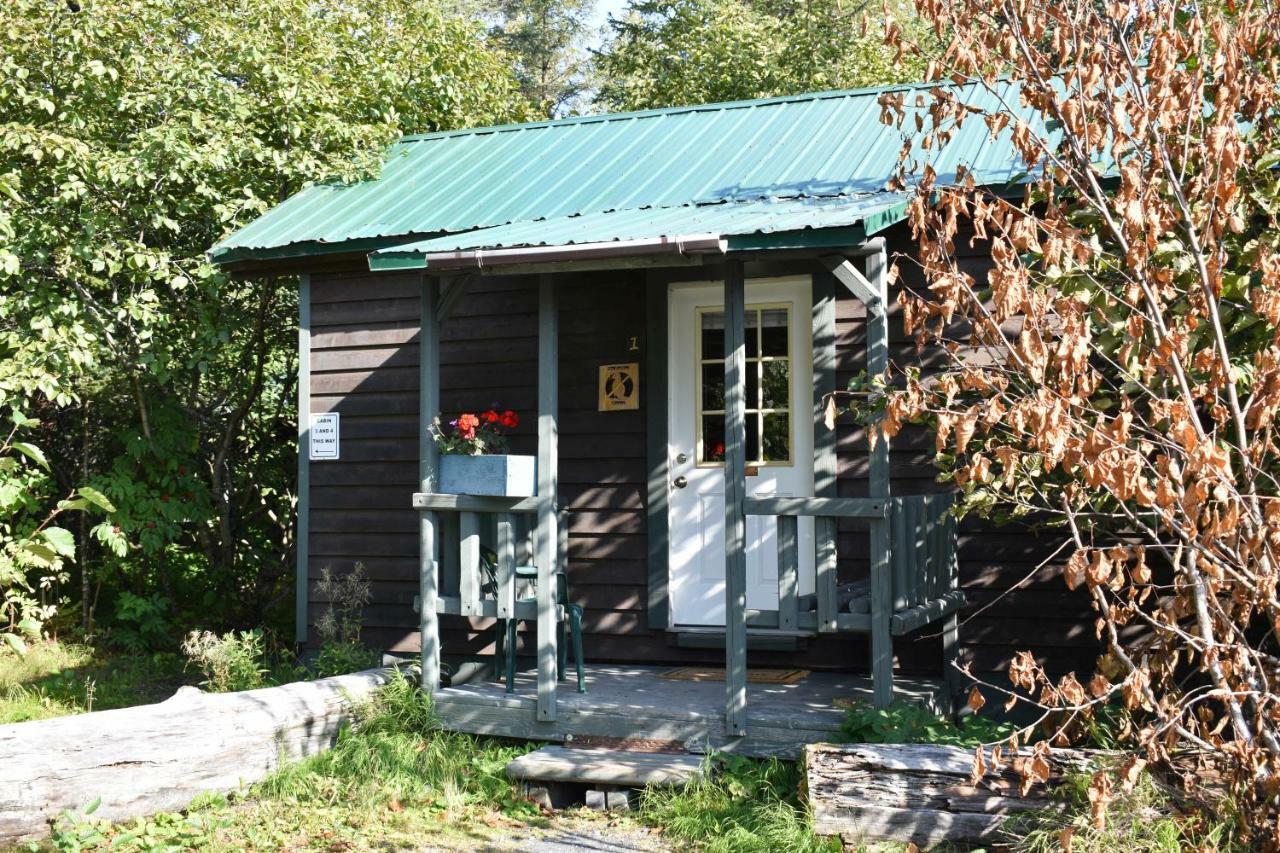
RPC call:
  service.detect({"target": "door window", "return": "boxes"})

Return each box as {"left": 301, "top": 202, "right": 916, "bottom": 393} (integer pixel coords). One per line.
{"left": 696, "top": 305, "right": 793, "bottom": 466}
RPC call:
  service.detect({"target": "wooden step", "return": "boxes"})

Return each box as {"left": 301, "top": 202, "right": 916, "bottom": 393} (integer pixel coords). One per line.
{"left": 506, "top": 745, "right": 703, "bottom": 788}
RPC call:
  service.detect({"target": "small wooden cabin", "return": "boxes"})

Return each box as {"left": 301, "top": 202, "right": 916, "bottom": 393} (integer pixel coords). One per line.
{"left": 211, "top": 85, "right": 1089, "bottom": 756}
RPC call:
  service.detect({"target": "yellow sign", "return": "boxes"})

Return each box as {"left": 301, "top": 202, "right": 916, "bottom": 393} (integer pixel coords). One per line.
{"left": 598, "top": 363, "right": 640, "bottom": 411}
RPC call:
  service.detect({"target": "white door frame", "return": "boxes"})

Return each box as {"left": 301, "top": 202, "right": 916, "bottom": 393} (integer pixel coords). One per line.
{"left": 666, "top": 276, "right": 816, "bottom": 628}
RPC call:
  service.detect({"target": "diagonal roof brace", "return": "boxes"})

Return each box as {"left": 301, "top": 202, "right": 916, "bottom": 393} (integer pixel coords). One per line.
{"left": 821, "top": 241, "right": 886, "bottom": 315}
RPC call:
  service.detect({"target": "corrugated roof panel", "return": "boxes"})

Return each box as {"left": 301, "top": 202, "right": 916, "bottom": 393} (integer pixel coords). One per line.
{"left": 211, "top": 81, "right": 1043, "bottom": 264}
{"left": 367, "top": 194, "right": 910, "bottom": 269}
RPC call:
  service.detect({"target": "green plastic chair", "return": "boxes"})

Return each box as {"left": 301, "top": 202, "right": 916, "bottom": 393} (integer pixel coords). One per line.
{"left": 479, "top": 547, "right": 585, "bottom": 695}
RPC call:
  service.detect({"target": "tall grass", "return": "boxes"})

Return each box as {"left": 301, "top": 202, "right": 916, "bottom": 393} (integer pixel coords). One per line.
{"left": 1011, "top": 764, "right": 1238, "bottom": 853}
{"left": 252, "top": 674, "right": 540, "bottom": 820}
{"left": 639, "top": 753, "right": 838, "bottom": 853}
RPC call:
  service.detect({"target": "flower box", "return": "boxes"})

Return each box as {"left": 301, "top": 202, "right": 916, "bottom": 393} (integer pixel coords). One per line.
{"left": 439, "top": 453, "right": 537, "bottom": 497}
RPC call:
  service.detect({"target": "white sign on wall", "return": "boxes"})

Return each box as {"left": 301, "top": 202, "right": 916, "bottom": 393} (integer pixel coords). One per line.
{"left": 309, "top": 412, "right": 340, "bottom": 461}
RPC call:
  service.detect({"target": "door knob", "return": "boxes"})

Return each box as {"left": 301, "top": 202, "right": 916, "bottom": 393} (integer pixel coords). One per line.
{"left": 675, "top": 452, "right": 688, "bottom": 464}
{"left": 673, "top": 475, "right": 689, "bottom": 489}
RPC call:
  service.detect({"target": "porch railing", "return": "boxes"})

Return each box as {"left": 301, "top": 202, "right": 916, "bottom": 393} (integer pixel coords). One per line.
{"left": 411, "top": 492, "right": 567, "bottom": 625}
{"left": 741, "top": 493, "right": 961, "bottom": 636}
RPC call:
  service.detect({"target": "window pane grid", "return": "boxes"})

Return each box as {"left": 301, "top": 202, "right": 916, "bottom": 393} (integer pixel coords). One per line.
{"left": 696, "top": 304, "right": 794, "bottom": 467}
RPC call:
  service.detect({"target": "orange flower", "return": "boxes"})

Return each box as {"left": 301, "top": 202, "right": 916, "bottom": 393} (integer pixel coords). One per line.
{"left": 456, "top": 413, "right": 480, "bottom": 439}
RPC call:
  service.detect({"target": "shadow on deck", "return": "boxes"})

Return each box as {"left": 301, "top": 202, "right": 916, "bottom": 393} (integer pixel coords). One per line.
{"left": 433, "top": 665, "right": 947, "bottom": 759}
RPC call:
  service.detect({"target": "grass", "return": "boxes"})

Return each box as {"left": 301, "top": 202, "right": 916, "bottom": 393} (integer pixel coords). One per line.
{"left": 39, "top": 675, "right": 551, "bottom": 851}
{"left": 1009, "top": 760, "right": 1238, "bottom": 853}
{"left": 36, "top": 673, "right": 840, "bottom": 852}
{"left": 12, "top": 646, "right": 1229, "bottom": 852}
{"left": 640, "top": 753, "right": 839, "bottom": 853}
{"left": 0, "top": 640, "right": 191, "bottom": 723}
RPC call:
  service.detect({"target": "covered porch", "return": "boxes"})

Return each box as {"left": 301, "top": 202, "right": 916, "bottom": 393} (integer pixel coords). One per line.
{"left": 400, "top": 205, "right": 964, "bottom": 741}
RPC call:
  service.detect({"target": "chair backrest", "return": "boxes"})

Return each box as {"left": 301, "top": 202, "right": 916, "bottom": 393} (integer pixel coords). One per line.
{"left": 478, "top": 546, "right": 500, "bottom": 598}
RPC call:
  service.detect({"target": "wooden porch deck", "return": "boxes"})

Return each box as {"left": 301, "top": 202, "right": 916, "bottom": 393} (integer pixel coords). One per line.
{"left": 433, "top": 664, "right": 948, "bottom": 759}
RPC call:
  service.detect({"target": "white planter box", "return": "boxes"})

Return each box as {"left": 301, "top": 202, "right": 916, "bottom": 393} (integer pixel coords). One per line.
{"left": 439, "top": 454, "right": 537, "bottom": 497}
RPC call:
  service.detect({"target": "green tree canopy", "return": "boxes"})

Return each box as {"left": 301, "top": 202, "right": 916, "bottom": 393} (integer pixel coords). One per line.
{"left": 593, "top": 0, "right": 934, "bottom": 112}
{"left": 491, "top": 0, "right": 598, "bottom": 116}
{"left": 0, "top": 0, "right": 531, "bottom": 637}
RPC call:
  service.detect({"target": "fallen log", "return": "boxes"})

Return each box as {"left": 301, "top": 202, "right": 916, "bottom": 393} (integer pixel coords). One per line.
{"left": 804, "top": 742, "right": 1102, "bottom": 848}
{"left": 0, "top": 665, "right": 406, "bottom": 844}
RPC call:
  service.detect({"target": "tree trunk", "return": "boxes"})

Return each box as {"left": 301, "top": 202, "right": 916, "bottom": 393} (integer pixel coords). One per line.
{"left": 803, "top": 742, "right": 1100, "bottom": 849}
{"left": 0, "top": 666, "right": 404, "bottom": 844}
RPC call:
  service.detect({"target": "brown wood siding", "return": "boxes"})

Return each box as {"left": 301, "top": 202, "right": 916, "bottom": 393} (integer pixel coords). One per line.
{"left": 304, "top": 242, "right": 1096, "bottom": 683}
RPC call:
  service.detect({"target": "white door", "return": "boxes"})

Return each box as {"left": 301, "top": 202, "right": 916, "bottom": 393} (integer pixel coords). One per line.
{"left": 667, "top": 277, "right": 815, "bottom": 627}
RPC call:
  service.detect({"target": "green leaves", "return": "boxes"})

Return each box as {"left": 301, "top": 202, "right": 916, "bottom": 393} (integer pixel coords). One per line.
{"left": 595, "top": 0, "right": 936, "bottom": 112}
{"left": 9, "top": 442, "right": 47, "bottom": 470}
{"left": 0, "top": 0, "right": 531, "bottom": 634}
{"left": 77, "top": 487, "right": 115, "bottom": 513}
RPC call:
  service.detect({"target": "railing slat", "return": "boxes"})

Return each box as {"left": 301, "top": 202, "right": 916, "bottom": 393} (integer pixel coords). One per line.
{"left": 816, "top": 516, "right": 838, "bottom": 632}
{"left": 496, "top": 514, "right": 516, "bottom": 620}
{"left": 909, "top": 498, "right": 924, "bottom": 607}
{"left": 459, "top": 512, "right": 482, "bottom": 616}
{"left": 777, "top": 515, "right": 799, "bottom": 631}
{"left": 891, "top": 498, "right": 908, "bottom": 611}
{"left": 929, "top": 496, "right": 945, "bottom": 602}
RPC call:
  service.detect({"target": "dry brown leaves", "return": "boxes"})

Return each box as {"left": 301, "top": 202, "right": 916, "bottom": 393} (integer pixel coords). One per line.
{"left": 880, "top": 0, "right": 1280, "bottom": 843}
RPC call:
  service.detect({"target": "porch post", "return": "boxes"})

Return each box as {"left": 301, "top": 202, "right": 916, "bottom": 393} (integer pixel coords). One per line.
{"left": 419, "top": 274, "right": 441, "bottom": 693}
{"left": 537, "top": 274, "right": 559, "bottom": 721}
{"left": 296, "top": 274, "right": 311, "bottom": 646}
{"left": 865, "top": 246, "right": 894, "bottom": 708}
{"left": 723, "top": 260, "right": 748, "bottom": 736}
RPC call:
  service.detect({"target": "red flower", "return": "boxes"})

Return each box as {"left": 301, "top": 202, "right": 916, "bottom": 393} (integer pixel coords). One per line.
{"left": 481, "top": 409, "right": 500, "bottom": 425}
{"left": 456, "top": 412, "right": 480, "bottom": 439}
{"left": 500, "top": 410, "right": 519, "bottom": 429}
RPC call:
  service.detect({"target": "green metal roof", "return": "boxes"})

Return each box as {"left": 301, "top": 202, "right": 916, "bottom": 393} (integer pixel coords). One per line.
{"left": 209, "top": 79, "right": 1037, "bottom": 266}
{"left": 367, "top": 194, "right": 909, "bottom": 270}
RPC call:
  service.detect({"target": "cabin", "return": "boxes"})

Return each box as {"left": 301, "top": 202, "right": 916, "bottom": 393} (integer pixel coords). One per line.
{"left": 210, "top": 84, "right": 1088, "bottom": 757}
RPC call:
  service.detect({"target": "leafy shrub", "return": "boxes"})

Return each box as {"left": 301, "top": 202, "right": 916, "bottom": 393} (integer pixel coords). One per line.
{"left": 314, "top": 640, "right": 381, "bottom": 679}
{"left": 0, "top": 411, "right": 122, "bottom": 656}
{"left": 312, "top": 563, "right": 379, "bottom": 677}
{"left": 181, "top": 629, "right": 266, "bottom": 692}
{"left": 838, "top": 699, "right": 1017, "bottom": 746}
{"left": 110, "top": 591, "right": 172, "bottom": 654}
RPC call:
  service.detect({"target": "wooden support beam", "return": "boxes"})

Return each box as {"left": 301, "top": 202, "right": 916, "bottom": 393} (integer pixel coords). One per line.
{"left": 812, "top": 271, "right": 837, "bottom": 626}
{"left": 723, "top": 260, "right": 748, "bottom": 737}
{"left": 864, "top": 245, "right": 894, "bottom": 708}
{"left": 645, "top": 272, "right": 671, "bottom": 629}
{"left": 820, "top": 255, "right": 883, "bottom": 314}
{"left": 743, "top": 496, "right": 887, "bottom": 518}
{"left": 295, "top": 274, "right": 311, "bottom": 645}
{"left": 412, "top": 493, "right": 538, "bottom": 513}
{"left": 536, "top": 274, "right": 559, "bottom": 722}
{"left": 419, "top": 275, "right": 442, "bottom": 694}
